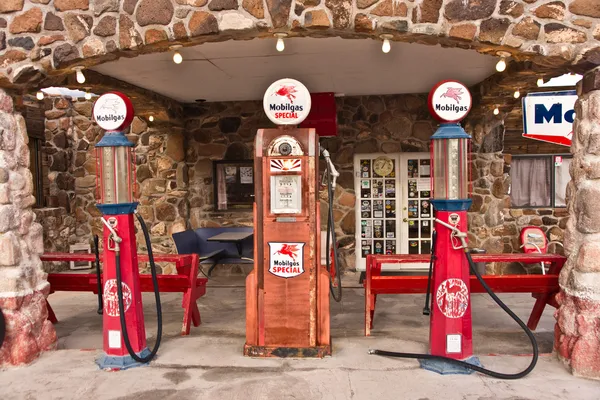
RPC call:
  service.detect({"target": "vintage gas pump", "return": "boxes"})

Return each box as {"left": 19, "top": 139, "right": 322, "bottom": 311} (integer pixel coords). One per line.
{"left": 370, "top": 81, "right": 539, "bottom": 379}
{"left": 93, "top": 92, "right": 162, "bottom": 370}
{"left": 245, "top": 79, "right": 338, "bottom": 357}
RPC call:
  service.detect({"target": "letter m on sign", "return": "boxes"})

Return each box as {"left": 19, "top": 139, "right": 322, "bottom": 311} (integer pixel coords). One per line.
{"left": 535, "top": 103, "right": 562, "bottom": 124}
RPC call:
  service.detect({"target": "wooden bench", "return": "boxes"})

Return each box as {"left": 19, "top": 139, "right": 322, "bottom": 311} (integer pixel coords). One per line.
{"left": 42, "top": 253, "right": 207, "bottom": 336}
{"left": 364, "top": 253, "right": 566, "bottom": 336}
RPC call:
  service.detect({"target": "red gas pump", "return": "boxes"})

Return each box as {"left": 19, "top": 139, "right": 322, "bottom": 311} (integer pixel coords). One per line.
{"left": 370, "top": 81, "right": 539, "bottom": 379}
{"left": 245, "top": 79, "right": 341, "bottom": 357}
{"left": 93, "top": 92, "right": 162, "bottom": 370}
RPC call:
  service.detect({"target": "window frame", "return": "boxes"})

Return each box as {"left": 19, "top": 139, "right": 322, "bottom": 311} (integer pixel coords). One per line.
{"left": 212, "top": 160, "right": 255, "bottom": 212}
{"left": 510, "top": 153, "right": 572, "bottom": 209}
{"left": 29, "top": 137, "right": 45, "bottom": 208}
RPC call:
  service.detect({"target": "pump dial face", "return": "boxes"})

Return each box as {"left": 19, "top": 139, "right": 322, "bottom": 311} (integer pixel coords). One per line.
{"left": 373, "top": 156, "right": 394, "bottom": 177}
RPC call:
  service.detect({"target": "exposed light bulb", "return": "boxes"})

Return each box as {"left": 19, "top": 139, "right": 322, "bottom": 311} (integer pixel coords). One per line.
{"left": 493, "top": 107, "right": 500, "bottom": 116}
{"left": 514, "top": 89, "right": 520, "bottom": 99}
{"left": 149, "top": 115, "right": 154, "bottom": 122}
{"left": 84, "top": 91, "right": 92, "bottom": 100}
{"left": 276, "top": 37, "right": 285, "bottom": 52}
{"left": 537, "top": 78, "right": 544, "bottom": 87}
{"left": 173, "top": 51, "right": 183, "bottom": 64}
{"left": 75, "top": 67, "right": 85, "bottom": 84}
{"left": 36, "top": 91, "right": 44, "bottom": 101}
{"left": 496, "top": 58, "right": 507, "bottom": 72}
{"left": 382, "top": 39, "right": 391, "bottom": 54}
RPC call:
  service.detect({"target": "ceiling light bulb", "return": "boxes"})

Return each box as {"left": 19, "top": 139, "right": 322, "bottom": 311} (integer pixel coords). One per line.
{"left": 514, "top": 90, "right": 520, "bottom": 99}
{"left": 84, "top": 91, "right": 92, "bottom": 100}
{"left": 537, "top": 78, "right": 544, "bottom": 87}
{"left": 36, "top": 91, "right": 44, "bottom": 100}
{"left": 493, "top": 107, "right": 500, "bottom": 116}
{"left": 149, "top": 115, "right": 154, "bottom": 122}
{"left": 382, "top": 39, "right": 391, "bottom": 54}
{"left": 276, "top": 37, "right": 285, "bottom": 52}
{"left": 496, "top": 58, "right": 506, "bottom": 72}
{"left": 75, "top": 67, "right": 85, "bottom": 84}
{"left": 173, "top": 51, "right": 183, "bottom": 64}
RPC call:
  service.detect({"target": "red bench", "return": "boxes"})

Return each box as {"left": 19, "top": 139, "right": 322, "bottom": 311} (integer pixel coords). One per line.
{"left": 41, "top": 253, "right": 207, "bottom": 336}
{"left": 364, "top": 253, "right": 566, "bottom": 336}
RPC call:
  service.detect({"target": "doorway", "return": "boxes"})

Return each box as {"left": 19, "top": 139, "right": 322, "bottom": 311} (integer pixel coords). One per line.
{"left": 354, "top": 152, "right": 433, "bottom": 272}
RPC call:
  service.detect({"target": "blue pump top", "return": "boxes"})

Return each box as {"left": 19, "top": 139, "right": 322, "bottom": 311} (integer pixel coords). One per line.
{"left": 430, "top": 123, "right": 471, "bottom": 140}
{"left": 96, "top": 131, "right": 135, "bottom": 147}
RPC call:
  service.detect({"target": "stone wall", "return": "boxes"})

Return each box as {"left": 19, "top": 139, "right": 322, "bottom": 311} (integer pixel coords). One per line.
{"left": 0, "top": 89, "right": 56, "bottom": 366}
{"left": 555, "top": 67, "right": 600, "bottom": 379}
{"left": 1, "top": 0, "right": 600, "bottom": 90}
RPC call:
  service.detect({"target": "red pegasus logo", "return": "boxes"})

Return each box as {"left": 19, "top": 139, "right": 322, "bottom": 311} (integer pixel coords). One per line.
{"left": 440, "top": 87, "right": 464, "bottom": 104}
{"left": 273, "top": 85, "right": 298, "bottom": 104}
{"left": 274, "top": 244, "right": 300, "bottom": 261}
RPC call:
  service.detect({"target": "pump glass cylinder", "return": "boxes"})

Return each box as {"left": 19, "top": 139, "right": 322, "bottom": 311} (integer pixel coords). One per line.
{"left": 98, "top": 146, "right": 133, "bottom": 204}
{"left": 432, "top": 138, "right": 469, "bottom": 200}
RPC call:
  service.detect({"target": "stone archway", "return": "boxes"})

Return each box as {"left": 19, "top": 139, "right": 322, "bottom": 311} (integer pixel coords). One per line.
{"left": 0, "top": 0, "right": 599, "bottom": 89}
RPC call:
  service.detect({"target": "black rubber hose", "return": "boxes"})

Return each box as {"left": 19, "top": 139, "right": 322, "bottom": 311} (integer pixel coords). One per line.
{"left": 0, "top": 308, "right": 5, "bottom": 349}
{"left": 370, "top": 249, "right": 539, "bottom": 380}
{"left": 114, "top": 213, "right": 163, "bottom": 363}
{"left": 325, "top": 160, "right": 342, "bottom": 302}
{"left": 423, "top": 230, "right": 437, "bottom": 316}
{"left": 94, "top": 235, "right": 103, "bottom": 315}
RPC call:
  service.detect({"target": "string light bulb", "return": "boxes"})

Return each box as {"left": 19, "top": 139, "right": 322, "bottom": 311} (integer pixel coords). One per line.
{"left": 537, "top": 78, "right": 544, "bottom": 87}
{"left": 36, "top": 91, "right": 44, "bottom": 101}
{"left": 514, "top": 89, "right": 520, "bottom": 99}
{"left": 84, "top": 88, "right": 92, "bottom": 100}
{"left": 170, "top": 45, "right": 183, "bottom": 64}
{"left": 74, "top": 67, "right": 85, "bottom": 84}
{"left": 493, "top": 107, "right": 500, "bottom": 116}
{"left": 149, "top": 115, "right": 154, "bottom": 122}
{"left": 274, "top": 33, "right": 287, "bottom": 52}
{"left": 380, "top": 34, "right": 392, "bottom": 54}
{"left": 495, "top": 51, "right": 510, "bottom": 72}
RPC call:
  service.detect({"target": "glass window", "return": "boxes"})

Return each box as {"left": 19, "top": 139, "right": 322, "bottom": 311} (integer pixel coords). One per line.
{"left": 510, "top": 155, "right": 571, "bottom": 208}
{"left": 213, "top": 161, "right": 254, "bottom": 211}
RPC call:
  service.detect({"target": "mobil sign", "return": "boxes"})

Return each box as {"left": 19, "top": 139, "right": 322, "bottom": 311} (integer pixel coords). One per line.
{"left": 522, "top": 90, "right": 576, "bottom": 147}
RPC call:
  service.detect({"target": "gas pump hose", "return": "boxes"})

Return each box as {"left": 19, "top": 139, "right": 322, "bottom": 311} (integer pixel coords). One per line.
{"left": 114, "top": 212, "right": 163, "bottom": 363}
{"left": 369, "top": 250, "right": 539, "bottom": 380}
{"left": 325, "top": 159, "right": 342, "bottom": 302}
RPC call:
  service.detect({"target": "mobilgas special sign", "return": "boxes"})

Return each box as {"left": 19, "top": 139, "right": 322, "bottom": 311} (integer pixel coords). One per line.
{"left": 93, "top": 91, "right": 134, "bottom": 132}
{"left": 427, "top": 80, "right": 472, "bottom": 123}
{"left": 268, "top": 242, "right": 305, "bottom": 278}
{"left": 263, "top": 78, "right": 311, "bottom": 126}
{"left": 522, "top": 90, "right": 576, "bottom": 147}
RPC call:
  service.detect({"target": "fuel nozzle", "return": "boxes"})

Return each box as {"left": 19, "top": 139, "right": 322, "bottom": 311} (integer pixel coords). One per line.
{"left": 320, "top": 146, "right": 340, "bottom": 189}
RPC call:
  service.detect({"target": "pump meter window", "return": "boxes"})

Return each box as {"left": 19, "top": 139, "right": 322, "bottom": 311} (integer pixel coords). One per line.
{"left": 271, "top": 175, "right": 302, "bottom": 214}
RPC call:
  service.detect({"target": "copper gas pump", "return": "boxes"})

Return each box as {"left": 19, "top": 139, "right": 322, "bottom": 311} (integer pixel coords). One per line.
{"left": 245, "top": 79, "right": 340, "bottom": 358}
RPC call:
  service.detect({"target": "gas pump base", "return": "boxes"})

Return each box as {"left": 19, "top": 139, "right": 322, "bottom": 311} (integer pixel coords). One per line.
{"left": 419, "top": 356, "right": 482, "bottom": 375}
{"left": 244, "top": 345, "right": 331, "bottom": 359}
{"left": 96, "top": 348, "right": 152, "bottom": 371}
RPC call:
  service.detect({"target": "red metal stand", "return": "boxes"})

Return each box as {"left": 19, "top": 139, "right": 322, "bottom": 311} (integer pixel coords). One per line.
{"left": 101, "top": 213, "right": 148, "bottom": 361}
{"left": 429, "top": 211, "right": 472, "bottom": 360}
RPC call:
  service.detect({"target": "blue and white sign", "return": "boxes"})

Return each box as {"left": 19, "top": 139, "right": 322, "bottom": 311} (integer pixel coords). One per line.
{"left": 522, "top": 90, "right": 577, "bottom": 147}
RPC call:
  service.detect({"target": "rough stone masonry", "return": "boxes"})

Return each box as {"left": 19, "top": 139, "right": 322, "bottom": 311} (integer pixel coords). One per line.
{"left": 0, "top": 88, "right": 56, "bottom": 367}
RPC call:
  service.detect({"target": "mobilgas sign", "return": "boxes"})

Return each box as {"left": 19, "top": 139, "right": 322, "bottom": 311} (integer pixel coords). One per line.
{"left": 522, "top": 90, "right": 576, "bottom": 147}
{"left": 427, "top": 80, "right": 472, "bottom": 123}
{"left": 268, "top": 242, "right": 305, "bottom": 278}
{"left": 263, "top": 78, "right": 311, "bottom": 126}
{"left": 93, "top": 92, "right": 134, "bottom": 132}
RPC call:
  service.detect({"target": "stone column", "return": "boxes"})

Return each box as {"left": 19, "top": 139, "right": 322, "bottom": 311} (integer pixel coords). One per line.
{"left": 0, "top": 89, "right": 57, "bottom": 366}
{"left": 555, "top": 67, "right": 600, "bottom": 379}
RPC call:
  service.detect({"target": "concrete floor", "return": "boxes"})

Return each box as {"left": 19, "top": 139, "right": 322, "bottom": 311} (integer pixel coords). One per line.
{"left": 1, "top": 274, "right": 599, "bottom": 399}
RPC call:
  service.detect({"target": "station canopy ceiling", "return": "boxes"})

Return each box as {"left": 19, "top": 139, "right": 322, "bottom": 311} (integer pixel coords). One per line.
{"left": 92, "top": 37, "right": 498, "bottom": 103}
